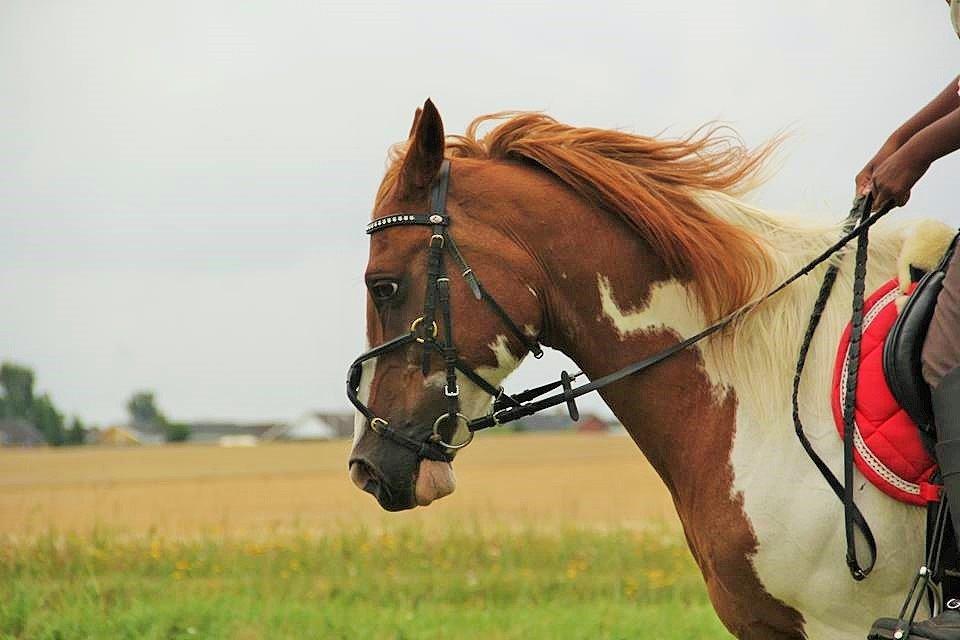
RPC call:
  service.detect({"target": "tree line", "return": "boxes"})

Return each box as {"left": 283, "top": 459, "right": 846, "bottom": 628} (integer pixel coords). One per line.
{"left": 0, "top": 361, "right": 190, "bottom": 445}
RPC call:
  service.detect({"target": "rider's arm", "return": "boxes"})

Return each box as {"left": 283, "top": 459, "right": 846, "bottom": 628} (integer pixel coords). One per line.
{"left": 901, "top": 104, "right": 960, "bottom": 165}
{"left": 888, "top": 76, "right": 960, "bottom": 147}
{"left": 857, "top": 76, "right": 960, "bottom": 194}
{"left": 869, "top": 104, "right": 960, "bottom": 207}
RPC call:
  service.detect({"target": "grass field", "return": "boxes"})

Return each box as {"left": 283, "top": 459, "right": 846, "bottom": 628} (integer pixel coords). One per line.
{"left": 1, "top": 433, "right": 732, "bottom": 639}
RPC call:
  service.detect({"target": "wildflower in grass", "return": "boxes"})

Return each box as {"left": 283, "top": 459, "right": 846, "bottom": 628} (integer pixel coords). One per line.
{"left": 645, "top": 568, "right": 675, "bottom": 589}
{"left": 565, "top": 556, "right": 588, "bottom": 580}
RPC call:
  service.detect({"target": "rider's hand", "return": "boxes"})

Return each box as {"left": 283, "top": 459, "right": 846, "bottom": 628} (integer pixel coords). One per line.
{"left": 868, "top": 144, "right": 931, "bottom": 209}
{"left": 855, "top": 138, "right": 903, "bottom": 196}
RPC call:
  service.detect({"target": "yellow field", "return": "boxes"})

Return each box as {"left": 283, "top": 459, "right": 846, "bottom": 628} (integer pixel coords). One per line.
{"left": 0, "top": 432, "right": 679, "bottom": 538}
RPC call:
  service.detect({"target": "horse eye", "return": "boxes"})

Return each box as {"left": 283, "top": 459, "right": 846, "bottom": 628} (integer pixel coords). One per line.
{"left": 369, "top": 279, "right": 400, "bottom": 302}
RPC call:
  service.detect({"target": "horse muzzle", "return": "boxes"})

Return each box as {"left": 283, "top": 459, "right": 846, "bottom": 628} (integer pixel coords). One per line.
{"left": 349, "top": 457, "right": 416, "bottom": 511}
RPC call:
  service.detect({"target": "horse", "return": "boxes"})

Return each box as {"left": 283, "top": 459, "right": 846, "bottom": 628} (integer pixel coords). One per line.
{"left": 347, "top": 99, "right": 948, "bottom": 639}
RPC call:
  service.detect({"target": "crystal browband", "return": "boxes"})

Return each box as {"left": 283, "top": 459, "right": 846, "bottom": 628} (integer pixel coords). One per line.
{"left": 366, "top": 213, "right": 449, "bottom": 234}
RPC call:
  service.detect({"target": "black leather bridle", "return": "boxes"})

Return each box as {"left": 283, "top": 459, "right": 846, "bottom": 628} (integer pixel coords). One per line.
{"left": 347, "top": 160, "right": 553, "bottom": 463}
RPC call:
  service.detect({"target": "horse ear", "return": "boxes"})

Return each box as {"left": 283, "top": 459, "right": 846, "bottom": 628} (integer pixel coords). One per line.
{"left": 408, "top": 107, "right": 423, "bottom": 139}
{"left": 398, "top": 99, "right": 445, "bottom": 198}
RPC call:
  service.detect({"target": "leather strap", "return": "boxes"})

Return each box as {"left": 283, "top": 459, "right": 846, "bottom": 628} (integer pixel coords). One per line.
{"left": 841, "top": 196, "right": 876, "bottom": 579}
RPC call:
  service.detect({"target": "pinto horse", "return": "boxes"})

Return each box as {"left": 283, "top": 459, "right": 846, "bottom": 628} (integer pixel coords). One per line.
{"left": 348, "top": 99, "right": 936, "bottom": 639}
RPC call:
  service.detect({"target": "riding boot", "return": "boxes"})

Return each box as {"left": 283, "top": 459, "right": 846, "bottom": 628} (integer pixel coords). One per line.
{"left": 869, "top": 367, "right": 960, "bottom": 639}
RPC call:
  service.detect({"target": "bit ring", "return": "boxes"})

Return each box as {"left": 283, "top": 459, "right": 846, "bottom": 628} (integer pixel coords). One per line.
{"left": 410, "top": 317, "right": 439, "bottom": 344}
{"left": 432, "top": 413, "right": 473, "bottom": 450}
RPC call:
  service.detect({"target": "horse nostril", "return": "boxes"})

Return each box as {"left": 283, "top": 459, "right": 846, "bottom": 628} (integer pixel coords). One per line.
{"left": 350, "top": 459, "right": 374, "bottom": 490}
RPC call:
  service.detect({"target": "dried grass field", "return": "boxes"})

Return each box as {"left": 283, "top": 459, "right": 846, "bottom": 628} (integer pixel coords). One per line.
{"left": 1, "top": 432, "right": 731, "bottom": 639}
{"left": 2, "top": 432, "right": 679, "bottom": 537}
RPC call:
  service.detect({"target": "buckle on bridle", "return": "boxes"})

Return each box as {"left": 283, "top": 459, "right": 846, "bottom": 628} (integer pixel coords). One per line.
{"left": 444, "top": 383, "right": 460, "bottom": 397}
{"left": 370, "top": 417, "right": 388, "bottom": 434}
{"left": 430, "top": 234, "right": 445, "bottom": 249}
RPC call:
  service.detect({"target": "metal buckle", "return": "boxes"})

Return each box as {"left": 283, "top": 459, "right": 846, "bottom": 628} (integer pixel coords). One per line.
{"left": 430, "top": 234, "right": 445, "bottom": 249}
{"left": 444, "top": 383, "right": 459, "bottom": 397}
{"left": 410, "top": 316, "right": 438, "bottom": 344}
{"left": 492, "top": 408, "right": 511, "bottom": 425}
{"left": 370, "top": 417, "right": 388, "bottom": 434}
{"left": 432, "top": 413, "right": 473, "bottom": 449}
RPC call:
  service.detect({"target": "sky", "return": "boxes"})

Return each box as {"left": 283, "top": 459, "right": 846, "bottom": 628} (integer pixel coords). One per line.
{"left": 1, "top": 1, "right": 958, "bottom": 426}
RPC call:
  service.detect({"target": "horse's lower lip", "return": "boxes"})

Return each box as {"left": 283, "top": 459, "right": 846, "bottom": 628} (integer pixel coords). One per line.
{"left": 362, "top": 476, "right": 415, "bottom": 511}
{"left": 414, "top": 459, "right": 456, "bottom": 506}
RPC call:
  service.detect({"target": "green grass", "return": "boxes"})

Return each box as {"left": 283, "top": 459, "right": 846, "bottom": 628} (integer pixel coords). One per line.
{"left": 0, "top": 527, "right": 731, "bottom": 639}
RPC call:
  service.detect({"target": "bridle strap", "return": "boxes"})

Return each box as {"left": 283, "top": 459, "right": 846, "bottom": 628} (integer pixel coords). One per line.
{"left": 792, "top": 196, "right": 877, "bottom": 581}
{"left": 445, "top": 235, "right": 543, "bottom": 358}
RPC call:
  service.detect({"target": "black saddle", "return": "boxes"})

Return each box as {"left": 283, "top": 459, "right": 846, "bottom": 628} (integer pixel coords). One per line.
{"left": 884, "top": 235, "right": 959, "bottom": 435}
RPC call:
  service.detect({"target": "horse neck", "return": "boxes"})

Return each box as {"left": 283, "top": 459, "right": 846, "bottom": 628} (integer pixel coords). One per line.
{"left": 526, "top": 189, "right": 904, "bottom": 486}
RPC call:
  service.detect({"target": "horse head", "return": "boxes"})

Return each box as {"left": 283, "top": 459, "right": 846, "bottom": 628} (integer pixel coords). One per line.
{"left": 347, "top": 100, "right": 547, "bottom": 511}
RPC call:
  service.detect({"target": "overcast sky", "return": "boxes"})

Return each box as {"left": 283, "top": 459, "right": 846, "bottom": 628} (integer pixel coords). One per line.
{"left": 1, "top": 1, "right": 958, "bottom": 425}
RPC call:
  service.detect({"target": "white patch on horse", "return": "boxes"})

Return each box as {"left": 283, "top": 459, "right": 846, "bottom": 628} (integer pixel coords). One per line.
{"left": 424, "top": 334, "right": 523, "bottom": 420}
{"left": 596, "top": 274, "right": 727, "bottom": 396}
{"left": 597, "top": 272, "right": 924, "bottom": 639}
{"left": 352, "top": 357, "right": 376, "bottom": 447}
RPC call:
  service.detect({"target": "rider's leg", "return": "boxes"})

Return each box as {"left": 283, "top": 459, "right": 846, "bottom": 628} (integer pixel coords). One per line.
{"left": 870, "top": 250, "right": 960, "bottom": 639}
{"left": 923, "top": 249, "right": 960, "bottom": 539}
{"left": 921, "top": 252, "right": 960, "bottom": 544}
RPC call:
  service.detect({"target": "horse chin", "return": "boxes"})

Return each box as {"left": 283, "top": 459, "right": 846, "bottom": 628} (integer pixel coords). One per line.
{"left": 415, "top": 459, "right": 456, "bottom": 506}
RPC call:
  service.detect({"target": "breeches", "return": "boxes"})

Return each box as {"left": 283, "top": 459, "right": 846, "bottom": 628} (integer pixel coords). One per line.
{"left": 922, "top": 248, "right": 960, "bottom": 389}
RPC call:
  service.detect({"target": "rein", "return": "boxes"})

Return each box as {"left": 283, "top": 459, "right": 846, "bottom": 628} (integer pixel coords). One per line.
{"left": 348, "top": 161, "right": 894, "bottom": 578}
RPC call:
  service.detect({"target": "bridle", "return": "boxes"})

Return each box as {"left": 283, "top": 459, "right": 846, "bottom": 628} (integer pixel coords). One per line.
{"left": 347, "top": 160, "right": 550, "bottom": 463}
{"left": 348, "top": 159, "right": 896, "bottom": 455}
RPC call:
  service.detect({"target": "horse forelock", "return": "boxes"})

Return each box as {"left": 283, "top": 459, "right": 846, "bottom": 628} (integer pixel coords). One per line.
{"left": 378, "top": 111, "right": 781, "bottom": 322}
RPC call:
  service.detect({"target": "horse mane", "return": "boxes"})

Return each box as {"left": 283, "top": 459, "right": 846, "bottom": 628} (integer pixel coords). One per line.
{"left": 379, "top": 112, "right": 781, "bottom": 322}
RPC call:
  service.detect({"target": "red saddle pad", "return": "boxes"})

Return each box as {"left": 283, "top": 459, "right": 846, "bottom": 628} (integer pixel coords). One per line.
{"left": 831, "top": 278, "right": 939, "bottom": 506}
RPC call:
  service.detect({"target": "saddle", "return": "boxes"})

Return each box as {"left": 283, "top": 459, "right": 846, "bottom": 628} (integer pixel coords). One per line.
{"left": 884, "top": 224, "right": 959, "bottom": 437}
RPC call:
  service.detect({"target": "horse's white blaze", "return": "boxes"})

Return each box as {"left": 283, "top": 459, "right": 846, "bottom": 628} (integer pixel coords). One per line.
{"left": 597, "top": 274, "right": 925, "bottom": 640}
{"left": 352, "top": 357, "right": 376, "bottom": 447}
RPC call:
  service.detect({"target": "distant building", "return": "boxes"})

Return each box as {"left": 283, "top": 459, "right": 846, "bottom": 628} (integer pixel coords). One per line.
{"left": 186, "top": 422, "right": 280, "bottom": 445}
{"left": 576, "top": 415, "right": 609, "bottom": 433}
{"left": 516, "top": 411, "right": 576, "bottom": 432}
{"left": 0, "top": 418, "right": 46, "bottom": 447}
{"left": 263, "top": 412, "right": 353, "bottom": 441}
{"left": 218, "top": 434, "right": 259, "bottom": 448}
{"left": 95, "top": 425, "right": 142, "bottom": 446}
